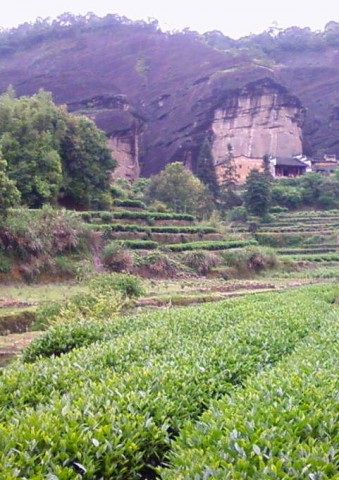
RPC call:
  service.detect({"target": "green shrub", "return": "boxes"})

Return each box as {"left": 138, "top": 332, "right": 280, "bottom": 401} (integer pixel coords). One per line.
{"left": 110, "top": 184, "right": 126, "bottom": 199}
{"left": 120, "top": 239, "right": 159, "bottom": 250}
{"left": 22, "top": 319, "right": 111, "bottom": 362}
{"left": 182, "top": 251, "right": 221, "bottom": 274}
{"left": 100, "top": 212, "right": 113, "bottom": 223}
{"left": 88, "top": 272, "right": 145, "bottom": 298}
{"left": 1, "top": 207, "right": 85, "bottom": 263}
{"left": 227, "top": 206, "right": 248, "bottom": 223}
{"left": 167, "top": 239, "right": 257, "bottom": 252}
{"left": 269, "top": 205, "right": 289, "bottom": 213}
{"left": 94, "top": 224, "right": 217, "bottom": 236}
{"left": 148, "top": 200, "right": 171, "bottom": 212}
{"left": 103, "top": 242, "right": 134, "bottom": 272}
{"left": 110, "top": 210, "right": 195, "bottom": 221}
{"left": 53, "top": 255, "right": 79, "bottom": 276}
{"left": 33, "top": 301, "right": 63, "bottom": 330}
{"left": 0, "top": 250, "right": 11, "bottom": 273}
{"left": 34, "top": 273, "right": 142, "bottom": 330}
{"left": 255, "top": 232, "right": 307, "bottom": 247}
{"left": 115, "top": 199, "right": 146, "bottom": 209}
{"left": 136, "top": 251, "right": 181, "bottom": 277}
{"left": 80, "top": 212, "right": 91, "bottom": 222}
{"left": 223, "top": 246, "right": 278, "bottom": 274}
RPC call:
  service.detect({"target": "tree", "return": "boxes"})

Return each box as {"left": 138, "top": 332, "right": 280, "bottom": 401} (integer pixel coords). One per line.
{"left": 59, "top": 115, "right": 115, "bottom": 209}
{"left": 0, "top": 89, "right": 115, "bottom": 209}
{"left": 0, "top": 155, "right": 20, "bottom": 217}
{"left": 220, "top": 143, "right": 241, "bottom": 208}
{"left": 271, "top": 182, "right": 302, "bottom": 210}
{"left": 244, "top": 169, "right": 272, "bottom": 217}
{"left": 0, "top": 89, "right": 65, "bottom": 207}
{"left": 146, "top": 162, "right": 213, "bottom": 216}
{"left": 299, "top": 172, "right": 323, "bottom": 206}
{"left": 196, "top": 137, "right": 219, "bottom": 197}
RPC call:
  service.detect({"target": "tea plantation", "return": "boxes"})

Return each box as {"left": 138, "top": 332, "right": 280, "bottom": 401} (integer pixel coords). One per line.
{"left": 0, "top": 284, "right": 338, "bottom": 479}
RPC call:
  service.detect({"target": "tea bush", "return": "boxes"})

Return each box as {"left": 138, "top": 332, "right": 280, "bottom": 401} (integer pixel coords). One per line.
{"left": 161, "top": 309, "right": 339, "bottom": 479}
{"left": 0, "top": 285, "right": 337, "bottom": 478}
{"left": 23, "top": 318, "right": 112, "bottom": 362}
{"left": 167, "top": 239, "right": 257, "bottom": 252}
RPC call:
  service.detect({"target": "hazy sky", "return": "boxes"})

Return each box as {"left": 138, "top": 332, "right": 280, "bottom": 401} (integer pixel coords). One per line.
{"left": 1, "top": 0, "right": 337, "bottom": 39}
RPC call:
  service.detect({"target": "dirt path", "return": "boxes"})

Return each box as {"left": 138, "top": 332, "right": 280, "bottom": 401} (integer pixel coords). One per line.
{"left": 0, "top": 331, "right": 39, "bottom": 367}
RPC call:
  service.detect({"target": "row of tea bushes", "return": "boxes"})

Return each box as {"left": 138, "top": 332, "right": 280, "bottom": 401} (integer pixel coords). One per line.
{"left": 161, "top": 305, "right": 339, "bottom": 479}
{"left": 2, "top": 286, "right": 332, "bottom": 417}
{"left": 281, "top": 252, "right": 339, "bottom": 262}
{"left": 258, "top": 223, "right": 339, "bottom": 232}
{"left": 277, "top": 243, "right": 339, "bottom": 255}
{"left": 79, "top": 210, "right": 195, "bottom": 223}
{"left": 255, "top": 232, "right": 335, "bottom": 248}
{"left": 167, "top": 240, "right": 257, "bottom": 252}
{"left": 277, "top": 209, "right": 339, "bottom": 218}
{"left": 0, "top": 285, "right": 337, "bottom": 478}
{"left": 114, "top": 199, "right": 146, "bottom": 209}
{"left": 91, "top": 224, "right": 217, "bottom": 234}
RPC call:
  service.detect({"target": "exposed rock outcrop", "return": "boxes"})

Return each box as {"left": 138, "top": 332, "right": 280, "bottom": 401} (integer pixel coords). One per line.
{"left": 68, "top": 94, "right": 143, "bottom": 181}
{"left": 211, "top": 80, "right": 304, "bottom": 163}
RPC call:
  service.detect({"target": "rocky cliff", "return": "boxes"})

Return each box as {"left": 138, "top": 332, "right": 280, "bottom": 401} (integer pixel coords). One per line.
{"left": 210, "top": 79, "right": 304, "bottom": 165}
{"left": 0, "top": 17, "right": 337, "bottom": 180}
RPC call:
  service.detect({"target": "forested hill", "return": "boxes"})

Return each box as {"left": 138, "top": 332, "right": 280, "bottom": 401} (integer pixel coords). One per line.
{"left": 0, "top": 14, "right": 339, "bottom": 175}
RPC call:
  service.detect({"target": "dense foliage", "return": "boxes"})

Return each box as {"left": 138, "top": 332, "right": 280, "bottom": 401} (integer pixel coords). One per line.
{"left": 244, "top": 169, "right": 272, "bottom": 217}
{"left": 0, "top": 285, "right": 337, "bottom": 478}
{"left": 161, "top": 296, "right": 339, "bottom": 479}
{"left": 146, "top": 162, "right": 213, "bottom": 216}
{"left": 167, "top": 239, "right": 257, "bottom": 251}
{"left": 79, "top": 209, "right": 195, "bottom": 222}
{"left": 0, "top": 156, "right": 20, "bottom": 216}
{"left": 195, "top": 137, "right": 219, "bottom": 197}
{"left": 0, "top": 13, "right": 338, "bottom": 58}
{"left": 0, "top": 89, "right": 115, "bottom": 208}
{"left": 0, "top": 206, "right": 86, "bottom": 280}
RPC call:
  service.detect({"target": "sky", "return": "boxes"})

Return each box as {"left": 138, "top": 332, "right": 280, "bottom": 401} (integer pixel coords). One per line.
{"left": 0, "top": 0, "right": 337, "bottom": 39}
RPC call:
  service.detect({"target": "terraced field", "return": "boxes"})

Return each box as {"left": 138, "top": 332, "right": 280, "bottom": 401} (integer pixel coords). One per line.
{"left": 0, "top": 284, "right": 337, "bottom": 478}
{"left": 256, "top": 211, "right": 339, "bottom": 258}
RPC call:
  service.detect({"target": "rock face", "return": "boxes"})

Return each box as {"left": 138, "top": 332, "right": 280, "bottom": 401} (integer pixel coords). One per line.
{"left": 107, "top": 134, "right": 140, "bottom": 182}
{"left": 68, "top": 94, "right": 143, "bottom": 181}
{"left": 211, "top": 81, "right": 304, "bottom": 164}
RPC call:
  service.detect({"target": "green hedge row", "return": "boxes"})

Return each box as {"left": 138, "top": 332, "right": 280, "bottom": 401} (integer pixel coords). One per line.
{"left": 262, "top": 219, "right": 339, "bottom": 227}
{"left": 259, "top": 223, "right": 339, "bottom": 233}
{"left": 161, "top": 307, "right": 339, "bottom": 479}
{"left": 277, "top": 247, "right": 338, "bottom": 255}
{"left": 0, "top": 285, "right": 336, "bottom": 478}
{"left": 79, "top": 210, "right": 195, "bottom": 222}
{"left": 255, "top": 232, "right": 333, "bottom": 248}
{"left": 89, "top": 224, "right": 217, "bottom": 235}
{"left": 279, "top": 210, "right": 339, "bottom": 217}
{"left": 282, "top": 252, "right": 339, "bottom": 262}
{"left": 114, "top": 199, "right": 146, "bottom": 209}
{"left": 117, "top": 239, "right": 159, "bottom": 249}
{"left": 166, "top": 240, "right": 257, "bottom": 252}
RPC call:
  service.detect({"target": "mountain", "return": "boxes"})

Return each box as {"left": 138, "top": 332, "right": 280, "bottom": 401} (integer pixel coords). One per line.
{"left": 0, "top": 15, "right": 338, "bottom": 180}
